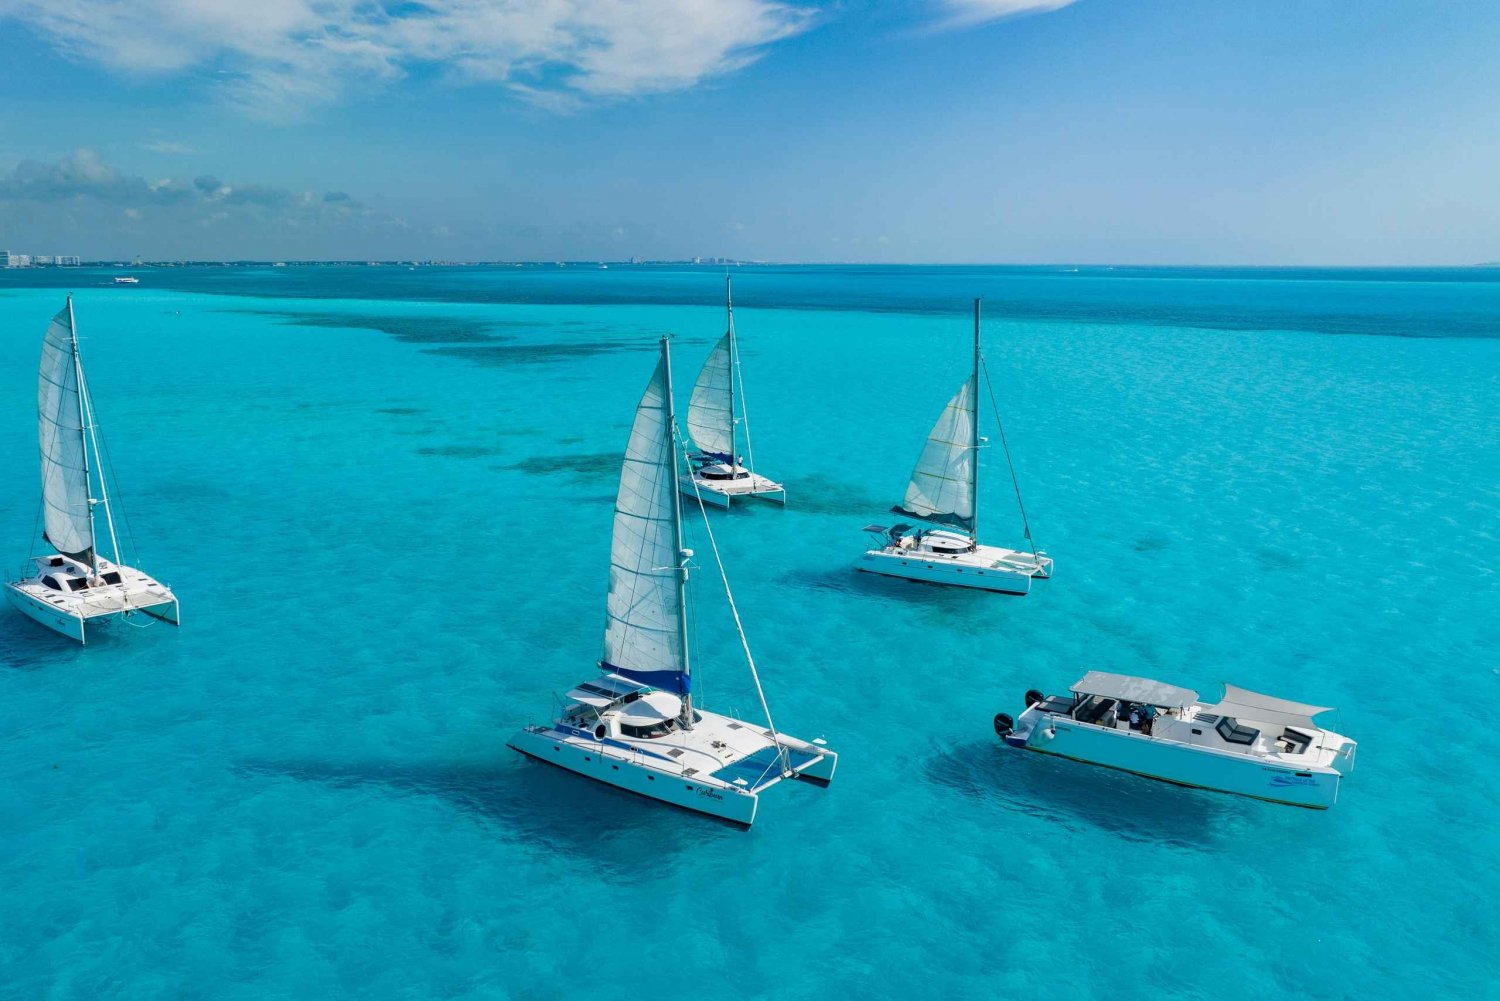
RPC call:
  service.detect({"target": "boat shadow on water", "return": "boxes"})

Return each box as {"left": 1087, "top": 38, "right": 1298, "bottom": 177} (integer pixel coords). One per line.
{"left": 925, "top": 739, "right": 1244, "bottom": 850}
{"left": 235, "top": 756, "right": 734, "bottom": 872}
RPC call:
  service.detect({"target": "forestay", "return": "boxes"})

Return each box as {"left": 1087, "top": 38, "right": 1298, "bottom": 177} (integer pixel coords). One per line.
{"left": 686, "top": 332, "right": 735, "bottom": 463}
{"left": 601, "top": 356, "right": 688, "bottom": 693}
{"left": 895, "top": 378, "right": 977, "bottom": 531}
{"left": 37, "top": 304, "right": 94, "bottom": 562}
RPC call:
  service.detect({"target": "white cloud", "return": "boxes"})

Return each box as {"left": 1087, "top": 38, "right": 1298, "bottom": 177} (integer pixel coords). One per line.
{"left": 141, "top": 140, "right": 197, "bottom": 154}
{"left": 936, "top": 0, "right": 1079, "bottom": 29}
{"left": 0, "top": 0, "right": 812, "bottom": 120}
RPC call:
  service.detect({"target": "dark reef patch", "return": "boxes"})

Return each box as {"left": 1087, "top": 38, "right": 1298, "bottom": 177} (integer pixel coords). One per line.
{"left": 236, "top": 309, "right": 515, "bottom": 345}
{"left": 416, "top": 444, "right": 504, "bottom": 459}
{"left": 425, "top": 338, "right": 654, "bottom": 366}
{"left": 505, "top": 452, "right": 620, "bottom": 479}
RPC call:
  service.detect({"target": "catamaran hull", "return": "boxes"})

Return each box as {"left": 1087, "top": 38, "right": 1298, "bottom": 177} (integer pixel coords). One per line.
{"left": 681, "top": 478, "right": 787, "bottom": 510}
{"left": 1012, "top": 718, "right": 1341, "bottom": 809}
{"left": 4, "top": 583, "right": 179, "bottom": 645}
{"left": 507, "top": 728, "right": 761, "bottom": 826}
{"left": 857, "top": 550, "right": 1038, "bottom": 594}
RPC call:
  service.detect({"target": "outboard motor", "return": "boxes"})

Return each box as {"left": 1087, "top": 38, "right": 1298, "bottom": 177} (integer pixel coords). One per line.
{"left": 1025, "top": 689, "right": 1046, "bottom": 709}
{"left": 993, "top": 713, "right": 1015, "bottom": 738}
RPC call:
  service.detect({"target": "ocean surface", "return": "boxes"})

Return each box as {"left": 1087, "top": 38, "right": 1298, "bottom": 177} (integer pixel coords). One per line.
{"left": 0, "top": 264, "right": 1495, "bottom": 999}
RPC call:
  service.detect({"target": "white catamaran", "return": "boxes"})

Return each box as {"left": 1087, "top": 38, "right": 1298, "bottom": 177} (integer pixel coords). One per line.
{"left": 859, "top": 299, "right": 1052, "bottom": 594}
{"left": 5, "top": 298, "right": 179, "bottom": 643}
{"left": 682, "top": 276, "right": 785, "bottom": 508}
{"left": 508, "top": 336, "right": 835, "bottom": 826}
{"left": 995, "top": 673, "right": 1357, "bottom": 809}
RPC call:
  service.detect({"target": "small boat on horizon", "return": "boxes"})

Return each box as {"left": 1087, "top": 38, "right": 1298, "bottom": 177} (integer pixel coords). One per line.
{"left": 995, "top": 671, "right": 1356, "bottom": 809}
{"left": 112, "top": 276, "right": 139, "bottom": 285}
{"left": 681, "top": 275, "right": 786, "bottom": 508}
{"left": 859, "top": 298, "right": 1051, "bottom": 594}
{"left": 507, "top": 335, "right": 834, "bottom": 827}
{"left": 5, "top": 297, "right": 179, "bottom": 643}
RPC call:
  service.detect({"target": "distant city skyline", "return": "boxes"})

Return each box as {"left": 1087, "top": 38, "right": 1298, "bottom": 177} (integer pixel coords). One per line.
{"left": 1, "top": 0, "right": 1498, "bottom": 264}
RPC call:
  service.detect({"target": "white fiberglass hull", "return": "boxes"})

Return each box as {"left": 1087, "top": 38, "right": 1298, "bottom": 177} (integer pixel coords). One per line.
{"left": 1009, "top": 713, "right": 1343, "bottom": 809}
{"left": 859, "top": 541, "right": 1051, "bottom": 594}
{"left": 681, "top": 470, "right": 786, "bottom": 509}
{"left": 6, "top": 559, "right": 179, "bottom": 644}
{"left": 508, "top": 710, "right": 835, "bottom": 828}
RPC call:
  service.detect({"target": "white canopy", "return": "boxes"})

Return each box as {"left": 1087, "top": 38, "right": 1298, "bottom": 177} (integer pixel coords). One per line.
{"left": 1209, "top": 684, "right": 1333, "bottom": 728}
{"left": 1071, "top": 671, "right": 1197, "bottom": 708}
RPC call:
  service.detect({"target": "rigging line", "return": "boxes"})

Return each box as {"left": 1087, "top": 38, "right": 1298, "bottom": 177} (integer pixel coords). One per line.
{"left": 675, "top": 433, "right": 787, "bottom": 766}
{"left": 732, "top": 329, "right": 757, "bottom": 479}
{"left": 979, "top": 355, "right": 1039, "bottom": 559}
{"left": 92, "top": 418, "right": 141, "bottom": 569}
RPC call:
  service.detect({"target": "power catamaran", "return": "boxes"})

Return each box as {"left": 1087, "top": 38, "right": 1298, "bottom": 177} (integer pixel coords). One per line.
{"left": 5, "top": 298, "right": 179, "bottom": 643}
{"left": 508, "top": 336, "right": 835, "bottom": 827}
{"left": 859, "top": 299, "right": 1051, "bottom": 594}
{"left": 995, "top": 672, "right": 1357, "bottom": 809}
{"left": 681, "top": 276, "right": 785, "bottom": 508}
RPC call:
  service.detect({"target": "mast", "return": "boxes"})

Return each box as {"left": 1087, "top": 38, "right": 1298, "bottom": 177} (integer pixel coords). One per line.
{"left": 725, "top": 274, "right": 737, "bottom": 469}
{"left": 661, "top": 335, "right": 694, "bottom": 727}
{"left": 66, "top": 296, "right": 100, "bottom": 574}
{"left": 971, "top": 298, "right": 982, "bottom": 541}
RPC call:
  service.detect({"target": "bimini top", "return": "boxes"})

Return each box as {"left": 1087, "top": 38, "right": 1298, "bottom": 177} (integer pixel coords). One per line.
{"left": 566, "top": 674, "right": 648, "bottom": 708}
{"left": 1207, "top": 684, "right": 1333, "bottom": 728}
{"left": 1071, "top": 671, "right": 1198, "bottom": 708}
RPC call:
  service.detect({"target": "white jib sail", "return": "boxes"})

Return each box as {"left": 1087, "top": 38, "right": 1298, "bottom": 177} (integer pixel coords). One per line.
{"left": 37, "top": 304, "right": 94, "bottom": 560}
{"left": 601, "top": 355, "right": 686, "bottom": 681}
{"left": 898, "top": 378, "right": 977, "bottom": 531}
{"left": 686, "top": 332, "right": 734, "bottom": 461}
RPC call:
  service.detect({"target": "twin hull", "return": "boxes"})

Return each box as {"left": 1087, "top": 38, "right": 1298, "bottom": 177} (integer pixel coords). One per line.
{"left": 1012, "top": 716, "right": 1341, "bottom": 809}
{"left": 508, "top": 727, "right": 764, "bottom": 825}
{"left": 858, "top": 550, "right": 1036, "bottom": 594}
{"left": 4, "top": 584, "right": 179, "bottom": 644}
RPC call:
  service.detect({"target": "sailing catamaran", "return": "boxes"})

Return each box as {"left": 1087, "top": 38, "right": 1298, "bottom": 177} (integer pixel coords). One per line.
{"left": 509, "top": 336, "right": 834, "bottom": 826}
{"left": 682, "top": 276, "right": 785, "bottom": 508}
{"left": 859, "top": 299, "right": 1052, "bottom": 594}
{"left": 5, "top": 297, "right": 179, "bottom": 643}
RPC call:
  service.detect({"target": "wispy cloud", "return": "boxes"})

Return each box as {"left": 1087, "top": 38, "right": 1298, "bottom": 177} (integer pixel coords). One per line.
{"left": 140, "top": 140, "right": 197, "bottom": 155}
{"left": 935, "top": 0, "right": 1079, "bottom": 30}
{"left": 0, "top": 148, "right": 391, "bottom": 234}
{"left": 0, "top": 0, "right": 814, "bottom": 121}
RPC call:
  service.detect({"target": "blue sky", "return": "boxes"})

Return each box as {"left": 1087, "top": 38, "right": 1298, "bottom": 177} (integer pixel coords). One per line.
{"left": 0, "top": 0, "right": 1497, "bottom": 263}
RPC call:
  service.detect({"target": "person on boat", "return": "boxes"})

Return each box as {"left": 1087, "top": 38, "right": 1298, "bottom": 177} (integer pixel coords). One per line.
{"left": 1129, "top": 705, "right": 1142, "bottom": 730}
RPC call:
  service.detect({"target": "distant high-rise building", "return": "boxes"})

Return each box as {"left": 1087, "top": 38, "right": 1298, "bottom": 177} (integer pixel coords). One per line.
{"left": 10, "top": 254, "right": 31, "bottom": 267}
{"left": 0, "top": 250, "right": 10, "bottom": 268}
{"left": 34, "top": 255, "right": 54, "bottom": 266}
{"left": 56, "top": 255, "right": 81, "bottom": 266}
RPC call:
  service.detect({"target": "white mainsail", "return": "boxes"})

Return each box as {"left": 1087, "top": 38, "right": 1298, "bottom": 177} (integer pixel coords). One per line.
{"left": 896, "top": 378, "right": 977, "bottom": 532}
{"left": 601, "top": 353, "right": 688, "bottom": 692}
{"left": 686, "top": 332, "right": 735, "bottom": 461}
{"left": 37, "top": 304, "right": 94, "bottom": 561}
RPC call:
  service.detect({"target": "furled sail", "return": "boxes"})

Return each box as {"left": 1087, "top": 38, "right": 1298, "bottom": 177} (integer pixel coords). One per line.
{"left": 37, "top": 304, "right": 94, "bottom": 562}
{"left": 686, "top": 332, "right": 735, "bottom": 463}
{"left": 893, "top": 378, "right": 976, "bottom": 532}
{"left": 601, "top": 355, "right": 688, "bottom": 693}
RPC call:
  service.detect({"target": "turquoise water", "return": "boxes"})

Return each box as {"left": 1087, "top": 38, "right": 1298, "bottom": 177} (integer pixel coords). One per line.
{"left": 0, "top": 266, "right": 1495, "bottom": 999}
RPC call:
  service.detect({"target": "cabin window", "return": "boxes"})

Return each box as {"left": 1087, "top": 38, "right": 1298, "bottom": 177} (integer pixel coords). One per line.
{"left": 66, "top": 578, "right": 89, "bottom": 592}
{"left": 42, "top": 576, "right": 62, "bottom": 591}
{"left": 102, "top": 571, "right": 123, "bottom": 585}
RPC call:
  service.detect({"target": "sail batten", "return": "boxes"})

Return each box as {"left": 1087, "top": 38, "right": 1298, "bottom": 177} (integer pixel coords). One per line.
{"left": 37, "top": 304, "right": 94, "bottom": 562}
{"left": 601, "top": 353, "right": 689, "bottom": 694}
{"left": 686, "top": 331, "right": 735, "bottom": 462}
{"left": 893, "top": 378, "right": 977, "bottom": 532}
